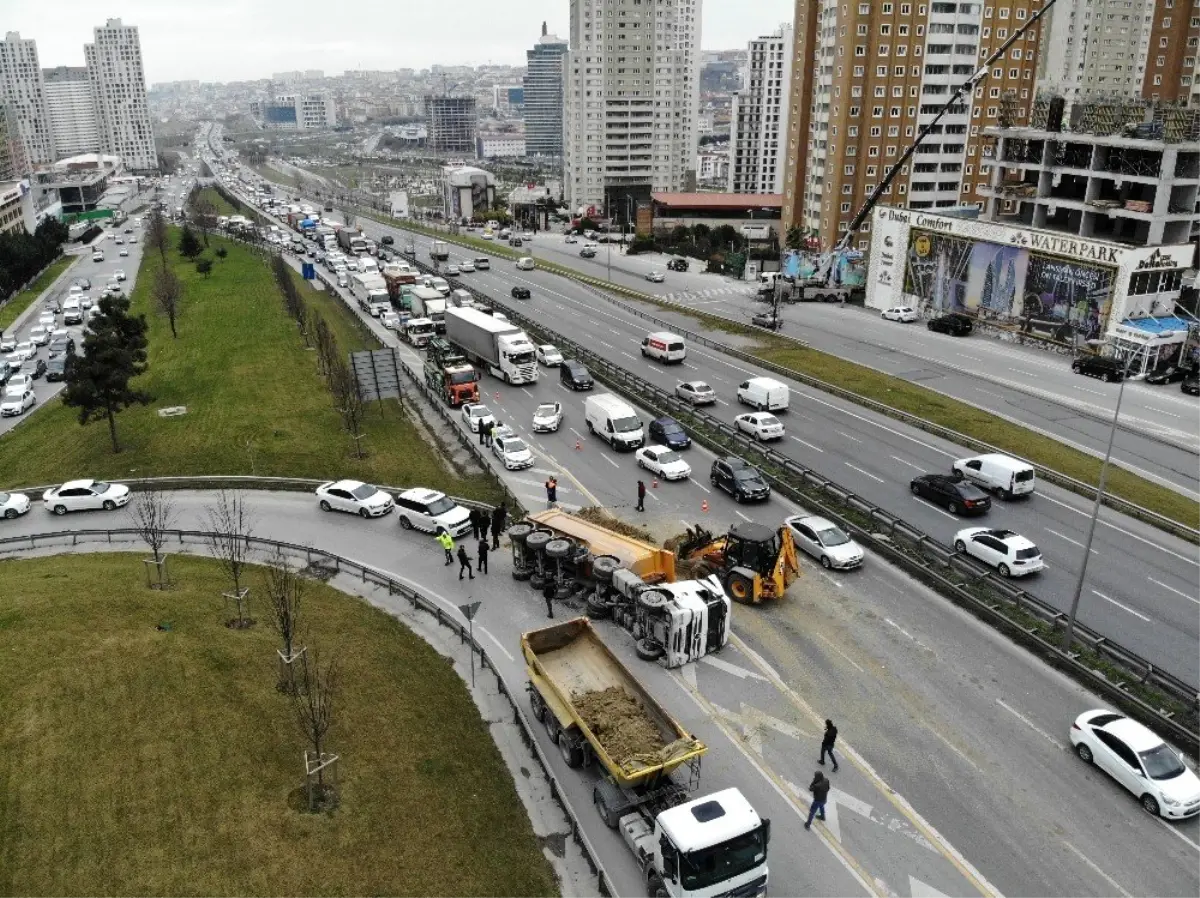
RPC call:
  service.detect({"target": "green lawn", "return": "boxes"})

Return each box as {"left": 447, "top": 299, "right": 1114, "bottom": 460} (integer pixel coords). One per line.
{"left": 0, "top": 231, "right": 500, "bottom": 503}
{"left": 198, "top": 186, "right": 239, "bottom": 217}
{"left": 0, "top": 256, "right": 74, "bottom": 331}
{"left": 0, "top": 553, "right": 557, "bottom": 897}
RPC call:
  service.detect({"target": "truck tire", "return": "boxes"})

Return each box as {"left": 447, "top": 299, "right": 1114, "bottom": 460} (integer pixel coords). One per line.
{"left": 525, "top": 530, "right": 554, "bottom": 553}
{"left": 545, "top": 538, "right": 573, "bottom": 560}
{"left": 594, "top": 788, "right": 619, "bottom": 829}
{"left": 635, "top": 638, "right": 664, "bottom": 662}
{"left": 558, "top": 731, "right": 584, "bottom": 768}
{"left": 506, "top": 522, "right": 534, "bottom": 545}
{"left": 586, "top": 594, "right": 611, "bottom": 619}
{"left": 592, "top": 554, "right": 621, "bottom": 582}
{"left": 638, "top": 589, "right": 668, "bottom": 611}
{"left": 529, "top": 687, "right": 546, "bottom": 723}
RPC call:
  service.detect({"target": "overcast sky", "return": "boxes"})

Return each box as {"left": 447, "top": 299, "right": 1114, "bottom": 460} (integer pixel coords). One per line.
{"left": 11, "top": 0, "right": 795, "bottom": 84}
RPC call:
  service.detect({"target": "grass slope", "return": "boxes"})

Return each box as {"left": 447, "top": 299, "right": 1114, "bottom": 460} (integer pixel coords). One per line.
{"left": 198, "top": 186, "right": 239, "bottom": 217}
{"left": 0, "top": 553, "right": 556, "bottom": 897}
{"left": 0, "top": 232, "right": 499, "bottom": 503}
{"left": 0, "top": 256, "right": 74, "bottom": 331}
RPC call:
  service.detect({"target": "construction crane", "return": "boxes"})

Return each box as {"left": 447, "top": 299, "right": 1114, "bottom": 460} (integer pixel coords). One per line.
{"left": 772, "top": 0, "right": 1063, "bottom": 318}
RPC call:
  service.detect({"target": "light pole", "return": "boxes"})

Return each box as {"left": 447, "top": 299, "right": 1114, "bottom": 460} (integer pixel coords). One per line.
{"left": 1060, "top": 347, "right": 1136, "bottom": 654}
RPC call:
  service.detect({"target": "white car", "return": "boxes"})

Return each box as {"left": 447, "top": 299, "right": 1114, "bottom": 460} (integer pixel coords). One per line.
{"left": 734, "top": 411, "right": 785, "bottom": 441}
{"left": 6, "top": 343, "right": 35, "bottom": 367}
{"left": 532, "top": 401, "right": 563, "bottom": 433}
{"left": 493, "top": 434, "right": 534, "bottom": 470}
{"left": 5, "top": 373, "right": 33, "bottom": 396}
{"left": 786, "top": 515, "right": 864, "bottom": 570}
{"left": 461, "top": 402, "right": 495, "bottom": 433}
{"left": 394, "top": 487, "right": 472, "bottom": 536}
{"left": 42, "top": 479, "right": 130, "bottom": 514}
{"left": 1070, "top": 709, "right": 1200, "bottom": 819}
{"left": 37, "top": 313, "right": 56, "bottom": 328}
{"left": 0, "top": 388, "right": 35, "bottom": 417}
{"left": 114, "top": 269, "right": 127, "bottom": 281}
{"left": 381, "top": 311, "right": 401, "bottom": 330}
{"left": 675, "top": 380, "right": 717, "bottom": 405}
{"left": 881, "top": 306, "right": 918, "bottom": 322}
{"left": 28, "top": 326, "right": 50, "bottom": 346}
{"left": 635, "top": 445, "right": 692, "bottom": 481}
{"left": 0, "top": 335, "right": 15, "bottom": 353}
{"left": 119, "top": 248, "right": 129, "bottom": 257}
{"left": 445, "top": 264, "right": 461, "bottom": 276}
{"left": 459, "top": 260, "right": 475, "bottom": 272}
{"left": 490, "top": 423, "right": 515, "bottom": 442}
{"left": 564, "top": 234, "right": 578, "bottom": 243}
{"left": 92, "top": 251, "right": 104, "bottom": 262}
{"left": 953, "top": 527, "right": 1044, "bottom": 577}
{"left": 536, "top": 344, "right": 563, "bottom": 366}
{"left": 128, "top": 234, "right": 138, "bottom": 243}
{"left": 0, "top": 490, "right": 32, "bottom": 519}
{"left": 645, "top": 271, "right": 666, "bottom": 283}
{"left": 315, "top": 479, "right": 394, "bottom": 518}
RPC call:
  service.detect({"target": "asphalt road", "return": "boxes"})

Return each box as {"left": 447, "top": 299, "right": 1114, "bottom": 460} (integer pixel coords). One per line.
{"left": 7, "top": 484, "right": 1198, "bottom": 898}
{"left": 522, "top": 231, "right": 1200, "bottom": 499}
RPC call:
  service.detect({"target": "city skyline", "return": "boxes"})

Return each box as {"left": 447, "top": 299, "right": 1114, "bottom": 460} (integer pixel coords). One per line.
{"left": 7, "top": 0, "right": 795, "bottom": 85}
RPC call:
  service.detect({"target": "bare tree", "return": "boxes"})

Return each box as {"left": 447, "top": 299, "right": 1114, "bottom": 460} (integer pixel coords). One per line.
{"left": 128, "top": 485, "right": 177, "bottom": 588}
{"left": 191, "top": 195, "right": 218, "bottom": 247}
{"left": 204, "top": 490, "right": 256, "bottom": 628}
{"left": 314, "top": 316, "right": 338, "bottom": 379}
{"left": 331, "top": 358, "right": 367, "bottom": 458}
{"left": 152, "top": 262, "right": 183, "bottom": 339}
{"left": 146, "top": 207, "right": 169, "bottom": 266}
{"left": 294, "top": 646, "right": 340, "bottom": 811}
{"left": 262, "top": 549, "right": 305, "bottom": 693}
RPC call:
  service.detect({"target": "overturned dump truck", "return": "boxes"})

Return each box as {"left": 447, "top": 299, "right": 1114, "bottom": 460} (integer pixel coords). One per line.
{"left": 523, "top": 617, "right": 770, "bottom": 897}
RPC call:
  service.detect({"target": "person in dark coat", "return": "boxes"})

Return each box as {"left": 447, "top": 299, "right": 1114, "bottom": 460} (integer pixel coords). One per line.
{"left": 636, "top": 480, "right": 646, "bottom": 512}
{"left": 543, "top": 581, "right": 555, "bottom": 619}
{"left": 478, "top": 419, "right": 487, "bottom": 445}
{"left": 805, "top": 771, "right": 830, "bottom": 829}
{"left": 819, "top": 719, "right": 839, "bottom": 771}
{"left": 484, "top": 420, "right": 495, "bottom": 448}
{"left": 457, "top": 544, "right": 474, "bottom": 580}
{"left": 544, "top": 477, "right": 558, "bottom": 509}
{"left": 469, "top": 508, "right": 481, "bottom": 541}
{"left": 491, "top": 503, "right": 507, "bottom": 550}
{"left": 477, "top": 538, "right": 490, "bottom": 575}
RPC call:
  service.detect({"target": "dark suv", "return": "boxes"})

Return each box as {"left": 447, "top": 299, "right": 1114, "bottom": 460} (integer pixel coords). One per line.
{"left": 926, "top": 312, "right": 973, "bottom": 336}
{"left": 560, "top": 360, "right": 594, "bottom": 390}
{"left": 710, "top": 456, "right": 770, "bottom": 503}
{"left": 667, "top": 257, "right": 689, "bottom": 272}
{"left": 1071, "top": 354, "right": 1124, "bottom": 382}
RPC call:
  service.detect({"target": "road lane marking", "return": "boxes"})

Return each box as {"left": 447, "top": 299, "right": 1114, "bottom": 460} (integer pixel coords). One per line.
{"left": 1061, "top": 842, "right": 1132, "bottom": 898}
{"left": 1154, "top": 815, "right": 1200, "bottom": 852}
{"left": 735, "top": 510, "right": 752, "bottom": 521}
{"left": 790, "top": 436, "right": 825, "bottom": 452}
{"left": 698, "top": 655, "right": 768, "bottom": 681}
{"left": 890, "top": 455, "right": 925, "bottom": 471}
{"left": 927, "top": 728, "right": 981, "bottom": 773}
{"left": 838, "top": 431, "right": 863, "bottom": 443}
{"left": 1091, "top": 589, "right": 1150, "bottom": 622}
{"left": 995, "top": 698, "right": 1062, "bottom": 750}
{"left": 689, "top": 477, "right": 710, "bottom": 493}
{"left": 802, "top": 393, "right": 956, "bottom": 458}
{"left": 621, "top": 351, "right": 636, "bottom": 360}
{"left": 1147, "top": 576, "right": 1200, "bottom": 606}
{"left": 1036, "top": 493, "right": 1200, "bottom": 568}
{"left": 601, "top": 454, "right": 621, "bottom": 469}
{"left": 1045, "top": 528, "right": 1098, "bottom": 554}
{"left": 845, "top": 463, "right": 885, "bottom": 484}
{"left": 815, "top": 633, "right": 866, "bottom": 673}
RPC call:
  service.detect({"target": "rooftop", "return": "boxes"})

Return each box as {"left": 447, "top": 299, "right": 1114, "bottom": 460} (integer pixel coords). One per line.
{"left": 651, "top": 192, "right": 782, "bottom": 210}
{"left": 1118, "top": 316, "right": 1195, "bottom": 336}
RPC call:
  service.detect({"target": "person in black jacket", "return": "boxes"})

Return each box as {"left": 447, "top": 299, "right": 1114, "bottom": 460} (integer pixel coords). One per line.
{"left": 456, "top": 544, "right": 474, "bottom": 580}
{"left": 804, "top": 771, "right": 830, "bottom": 830}
{"left": 477, "top": 537, "right": 490, "bottom": 575}
{"left": 491, "top": 503, "right": 507, "bottom": 550}
{"left": 636, "top": 480, "right": 646, "bottom": 512}
{"left": 819, "top": 719, "right": 839, "bottom": 772}
{"left": 469, "top": 507, "right": 481, "bottom": 541}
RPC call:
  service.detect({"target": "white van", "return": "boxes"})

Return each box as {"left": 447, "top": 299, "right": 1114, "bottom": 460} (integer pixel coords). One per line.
{"left": 640, "top": 331, "right": 687, "bottom": 364}
{"left": 585, "top": 393, "right": 645, "bottom": 451}
{"left": 62, "top": 298, "right": 83, "bottom": 325}
{"left": 952, "top": 453, "right": 1036, "bottom": 498}
{"left": 516, "top": 257, "right": 536, "bottom": 271}
{"left": 737, "top": 377, "right": 789, "bottom": 411}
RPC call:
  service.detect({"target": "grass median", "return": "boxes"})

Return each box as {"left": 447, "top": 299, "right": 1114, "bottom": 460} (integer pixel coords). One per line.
{"left": 0, "top": 256, "right": 74, "bottom": 331}
{"left": 0, "top": 552, "right": 557, "bottom": 896}
{"left": 198, "top": 185, "right": 239, "bottom": 217}
{"left": 0, "top": 231, "right": 500, "bottom": 503}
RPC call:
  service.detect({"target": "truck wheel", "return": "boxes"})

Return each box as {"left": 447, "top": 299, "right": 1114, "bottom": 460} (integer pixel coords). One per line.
{"left": 594, "top": 788, "right": 619, "bottom": 829}
{"left": 724, "top": 571, "right": 754, "bottom": 603}
{"left": 591, "top": 554, "right": 621, "bottom": 582}
{"left": 635, "top": 638, "right": 664, "bottom": 662}
{"left": 586, "top": 594, "right": 611, "bottom": 619}
{"left": 529, "top": 688, "right": 546, "bottom": 723}
{"left": 558, "top": 732, "right": 584, "bottom": 768}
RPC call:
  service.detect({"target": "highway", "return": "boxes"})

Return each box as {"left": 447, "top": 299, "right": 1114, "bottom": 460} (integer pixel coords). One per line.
{"left": 521, "top": 230, "right": 1200, "bottom": 499}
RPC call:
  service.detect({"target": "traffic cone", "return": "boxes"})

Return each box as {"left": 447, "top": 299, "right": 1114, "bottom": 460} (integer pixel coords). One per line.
{"left": 652, "top": 478, "right": 658, "bottom": 489}
{"left": 702, "top": 499, "right": 709, "bottom": 513}
{"left": 494, "top": 391, "right": 500, "bottom": 401}
{"left": 575, "top": 438, "right": 582, "bottom": 451}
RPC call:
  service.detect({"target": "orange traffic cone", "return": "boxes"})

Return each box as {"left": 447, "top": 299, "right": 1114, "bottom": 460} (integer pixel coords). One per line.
{"left": 652, "top": 478, "right": 658, "bottom": 489}
{"left": 702, "top": 499, "right": 709, "bottom": 513}
{"left": 493, "top": 391, "right": 500, "bottom": 401}
{"left": 575, "top": 438, "right": 582, "bottom": 451}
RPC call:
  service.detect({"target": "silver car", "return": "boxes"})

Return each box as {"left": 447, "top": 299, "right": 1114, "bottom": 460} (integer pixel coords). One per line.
{"left": 675, "top": 380, "right": 717, "bottom": 405}
{"left": 785, "top": 515, "right": 864, "bottom": 570}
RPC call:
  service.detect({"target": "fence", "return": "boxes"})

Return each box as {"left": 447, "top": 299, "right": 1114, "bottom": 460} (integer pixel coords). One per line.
{"left": 0, "top": 525, "right": 611, "bottom": 895}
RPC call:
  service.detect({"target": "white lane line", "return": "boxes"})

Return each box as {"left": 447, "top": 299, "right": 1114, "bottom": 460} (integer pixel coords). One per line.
{"left": 1091, "top": 589, "right": 1151, "bottom": 622}
{"left": 476, "top": 626, "right": 516, "bottom": 662}
{"left": 601, "top": 454, "right": 621, "bottom": 469}
{"left": 1154, "top": 815, "right": 1200, "bottom": 852}
{"left": 598, "top": 340, "right": 614, "bottom": 349}
{"left": 735, "top": 510, "right": 752, "bottom": 522}
{"left": 689, "top": 477, "right": 711, "bottom": 493}
{"left": 520, "top": 387, "right": 533, "bottom": 397}
{"left": 715, "top": 397, "right": 731, "bottom": 405}
{"left": 646, "top": 490, "right": 660, "bottom": 503}
{"left": 815, "top": 633, "right": 866, "bottom": 673}
{"left": 975, "top": 388, "right": 1006, "bottom": 399}
{"left": 1045, "top": 528, "right": 1098, "bottom": 555}
{"left": 569, "top": 427, "right": 585, "bottom": 440}
{"left": 790, "top": 436, "right": 825, "bottom": 453}
{"left": 1147, "top": 576, "right": 1200, "bottom": 607}
{"left": 838, "top": 431, "right": 863, "bottom": 443}
{"left": 1062, "top": 842, "right": 1132, "bottom": 898}
{"left": 1142, "top": 408, "right": 1181, "bottom": 419}
{"left": 913, "top": 498, "right": 959, "bottom": 520}
{"left": 956, "top": 354, "right": 983, "bottom": 362}
{"left": 891, "top": 455, "right": 925, "bottom": 471}
{"left": 621, "top": 351, "right": 637, "bottom": 360}
{"left": 927, "top": 728, "right": 982, "bottom": 773}
{"left": 802, "top": 393, "right": 956, "bottom": 458}
{"left": 844, "top": 463, "right": 885, "bottom": 484}
{"left": 610, "top": 328, "right": 622, "bottom": 336}
{"left": 1036, "top": 493, "right": 1200, "bottom": 568}
{"left": 995, "top": 698, "right": 1063, "bottom": 750}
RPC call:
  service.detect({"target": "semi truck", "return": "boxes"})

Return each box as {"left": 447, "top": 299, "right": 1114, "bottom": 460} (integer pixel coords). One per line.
{"left": 350, "top": 273, "right": 391, "bottom": 316}
{"left": 430, "top": 240, "right": 449, "bottom": 262}
{"left": 423, "top": 337, "right": 479, "bottom": 407}
{"left": 410, "top": 286, "right": 448, "bottom": 333}
{"left": 444, "top": 307, "right": 538, "bottom": 385}
{"left": 523, "top": 618, "right": 770, "bottom": 897}
{"left": 403, "top": 317, "right": 436, "bottom": 348}
{"left": 383, "top": 269, "right": 419, "bottom": 308}
{"left": 337, "top": 226, "right": 367, "bottom": 256}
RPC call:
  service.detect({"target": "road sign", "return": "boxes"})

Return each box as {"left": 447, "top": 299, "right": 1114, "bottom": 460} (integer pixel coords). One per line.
{"left": 301, "top": 262, "right": 315, "bottom": 279}
{"left": 458, "top": 601, "right": 481, "bottom": 621}
{"left": 459, "top": 601, "right": 482, "bottom": 687}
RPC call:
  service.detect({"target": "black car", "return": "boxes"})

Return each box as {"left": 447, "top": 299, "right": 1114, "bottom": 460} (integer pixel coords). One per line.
{"left": 324, "top": 204, "right": 333, "bottom": 212}
{"left": 926, "top": 313, "right": 973, "bottom": 336}
{"left": 73, "top": 278, "right": 92, "bottom": 291}
{"left": 510, "top": 238, "right": 523, "bottom": 248}
{"left": 380, "top": 235, "right": 394, "bottom": 245}
{"left": 710, "top": 456, "right": 770, "bottom": 503}
{"left": 560, "top": 360, "right": 594, "bottom": 390}
{"left": 21, "top": 358, "right": 47, "bottom": 380}
{"left": 752, "top": 310, "right": 783, "bottom": 330}
{"left": 579, "top": 248, "right": 597, "bottom": 258}
{"left": 1071, "top": 354, "right": 1124, "bottom": 382}
{"left": 1145, "top": 364, "right": 1193, "bottom": 385}
{"left": 667, "top": 257, "right": 689, "bottom": 272}
{"left": 511, "top": 286, "right": 531, "bottom": 299}
{"left": 649, "top": 416, "right": 691, "bottom": 450}
{"left": 1182, "top": 371, "right": 1200, "bottom": 396}
{"left": 47, "top": 336, "right": 75, "bottom": 358}
{"left": 910, "top": 474, "right": 991, "bottom": 516}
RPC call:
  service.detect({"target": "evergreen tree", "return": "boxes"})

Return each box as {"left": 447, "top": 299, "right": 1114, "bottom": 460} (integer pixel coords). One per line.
{"left": 178, "top": 225, "right": 203, "bottom": 259}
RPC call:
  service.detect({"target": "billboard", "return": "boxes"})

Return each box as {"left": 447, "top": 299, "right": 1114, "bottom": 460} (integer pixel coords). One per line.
{"left": 901, "top": 228, "right": 1115, "bottom": 343}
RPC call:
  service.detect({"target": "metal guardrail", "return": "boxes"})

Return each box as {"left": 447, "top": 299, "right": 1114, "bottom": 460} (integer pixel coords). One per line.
{"left": 0, "top": 525, "right": 612, "bottom": 895}
{"left": 426, "top": 267, "right": 1199, "bottom": 752}
{"left": 387, "top": 219, "right": 1198, "bottom": 545}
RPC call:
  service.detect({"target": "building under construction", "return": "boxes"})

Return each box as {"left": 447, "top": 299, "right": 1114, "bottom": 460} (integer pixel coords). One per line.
{"left": 424, "top": 95, "right": 477, "bottom": 156}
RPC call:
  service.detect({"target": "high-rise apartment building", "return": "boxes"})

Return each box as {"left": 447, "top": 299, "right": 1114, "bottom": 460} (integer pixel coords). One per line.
{"left": 781, "top": 0, "right": 1044, "bottom": 252}
{"left": 729, "top": 24, "right": 794, "bottom": 194}
{"left": 564, "top": 0, "right": 702, "bottom": 220}
{"left": 0, "top": 102, "right": 30, "bottom": 181}
{"left": 524, "top": 23, "right": 569, "bottom": 156}
{"left": 43, "top": 66, "right": 99, "bottom": 157}
{"left": 0, "top": 32, "right": 54, "bottom": 166}
{"left": 425, "top": 95, "right": 478, "bottom": 154}
{"left": 84, "top": 19, "right": 156, "bottom": 172}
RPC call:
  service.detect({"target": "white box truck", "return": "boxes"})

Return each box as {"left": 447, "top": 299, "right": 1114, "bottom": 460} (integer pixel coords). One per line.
{"left": 351, "top": 273, "right": 391, "bottom": 316}
{"left": 410, "top": 286, "right": 448, "bottom": 333}
{"left": 444, "top": 307, "right": 539, "bottom": 385}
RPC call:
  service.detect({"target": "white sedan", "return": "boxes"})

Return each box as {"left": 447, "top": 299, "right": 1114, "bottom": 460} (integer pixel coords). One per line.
{"left": 0, "top": 388, "right": 35, "bottom": 417}
{"left": 315, "top": 479, "right": 394, "bottom": 518}
{"left": 445, "top": 264, "right": 461, "bottom": 276}
{"left": 536, "top": 345, "right": 563, "bottom": 367}
{"left": 1070, "top": 709, "right": 1200, "bottom": 818}
{"left": 882, "top": 306, "right": 918, "bottom": 322}
{"left": 381, "top": 311, "right": 401, "bottom": 330}
{"left": 37, "top": 313, "right": 56, "bottom": 328}
{"left": 953, "top": 527, "right": 1044, "bottom": 578}
{"left": 42, "top": 479, "right": 131, "bottom": 514}
{"left": 493, "top": 434, "right": 534, "bottom": 470}
{"left": 28, "top": 326, "right": 50, "bottom": 346}
{"left": 0, "top": 490, "right": 32, "bottom": 519}
{"left": 635, "top": 445, "right": 692, "bottom": 481}
{"left": 114, "top": 269, "right": 127, "bottom": 281}
{"left": 459, "top": 260, "right": 476, "bottom": 272}
{"left": 645, "top": 271, "right": 666, "bottom": 283}
{"left": 786, "top": 515, "right": 864, "bottom": 570}
{"left": 462, "top": 402, "right": 495, "bottom": 433}
{"left": 532, "top": 401, "right": 563, "bottom": 433}
{"left": 6, "top": 342, "right": 36, "bottom": 365}
{"left": 734, "top": 412, "right": 785, "bottom": 441}
{"left": 119, "top": 248, "right": 129, "bottom": 257}
{"left": 5, "top": 374, "right": 33, "bottom": 396}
